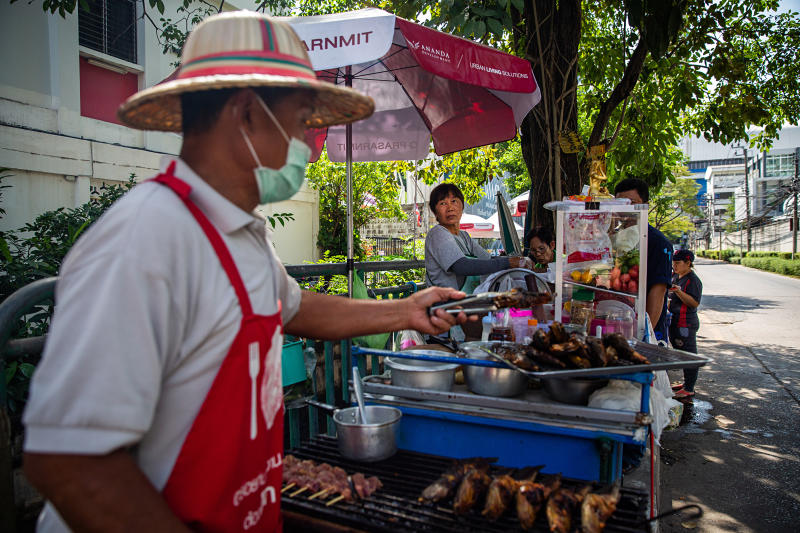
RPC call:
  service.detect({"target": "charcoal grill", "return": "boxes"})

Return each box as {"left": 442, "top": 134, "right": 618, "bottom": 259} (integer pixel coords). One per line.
{"left": 282, "top": 436, "right": 649, "bottom": 533}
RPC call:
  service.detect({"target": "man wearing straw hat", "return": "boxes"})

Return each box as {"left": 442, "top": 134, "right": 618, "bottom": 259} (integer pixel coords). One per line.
{"left": 22, "top": 11, "right": 468, "bottom": 532}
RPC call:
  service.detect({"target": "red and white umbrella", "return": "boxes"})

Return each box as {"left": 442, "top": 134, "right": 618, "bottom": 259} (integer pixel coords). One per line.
{"left": 287, "top": 8, "right": 540, "bottom": 162}
{"left": 285, "top": 9, "right": 541, "bottom": 293}
{"left": 459, "top": 213, "right": 494, "bottom": 235}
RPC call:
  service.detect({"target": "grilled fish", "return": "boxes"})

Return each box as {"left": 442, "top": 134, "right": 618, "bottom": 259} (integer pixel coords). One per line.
{"left": 453, "top": 463, "right": 492, "bottom": 514}
{"left": 580, "top": 485, "right": 620, "bottom": 533}
{"left": 546, "top": 485, "right": 591, "bottom": 533}
{"left": 481, "top": 474, "right": 518, "bottom": 520}
{"left": 419, "top": 458, "right": 494, "bottom": 503}
{"left": 549, "top": 321, "right": 570, "bottom": 343}
{"left": 585, "top": 337, "right": 612, "bottom": 367}
{"left": 516, "top": 473, "right": 561, "bottom": 530}
{"left": 531, "top": 328, "right": 551, "bottom": 352}
{"left": 603, "top": 333, "right": 649, "bottom": 365}
{"left": 494, "top": 345, "right": 539, "bottom": 371}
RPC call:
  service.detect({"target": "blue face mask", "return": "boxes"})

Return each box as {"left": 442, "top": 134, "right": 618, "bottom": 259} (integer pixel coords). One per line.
{"left": 240, "top": 95, "right": 311, "bottom": 205}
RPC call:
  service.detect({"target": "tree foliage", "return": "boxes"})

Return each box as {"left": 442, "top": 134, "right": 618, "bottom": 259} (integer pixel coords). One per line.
{"left": 391, "top": 0, "right": 800, "bottom": 232}
{"left": 648, "top": 173, "right": 703, "bottom": 240}
{"left": 15, "top": 0, "right": 800, "bottom": 241}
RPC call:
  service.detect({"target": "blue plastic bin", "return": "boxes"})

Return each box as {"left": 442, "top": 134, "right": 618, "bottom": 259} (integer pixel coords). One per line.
{"left": 281, "top": 340, "right": 305, "bottom": 387}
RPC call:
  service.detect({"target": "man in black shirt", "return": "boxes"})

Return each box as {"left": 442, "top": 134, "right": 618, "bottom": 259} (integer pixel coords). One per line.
{"left": 614, "top": 178, "right": 673, "bottom": 342}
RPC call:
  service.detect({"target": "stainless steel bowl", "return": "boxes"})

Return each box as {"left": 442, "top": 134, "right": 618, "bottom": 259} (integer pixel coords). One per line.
{"left": 334, "top": 405, "right": 402, "bottom": 462}
{"left": 385, "top": 357, "right": 459, "bottom": 391}
{"left": 459, "top": 341, "right": 529, "bottom": 397}
{"left": 541, "top": 377, "right": 608, "bottom": 405}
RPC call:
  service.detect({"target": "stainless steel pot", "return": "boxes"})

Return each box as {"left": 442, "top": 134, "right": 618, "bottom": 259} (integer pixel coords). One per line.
{"left": 458, "top": 341, "right": 529, "bottom": 397}
{"left": 306, "top": 399, "right": 402, "bottom": 462}
{"left": 385, "top": 356, "right": 459, "bottom": 391}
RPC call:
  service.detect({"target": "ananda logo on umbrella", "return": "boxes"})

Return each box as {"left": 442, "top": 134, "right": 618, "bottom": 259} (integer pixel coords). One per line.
{"left": 406, "top": 39, "right": 451, "bottom": 63}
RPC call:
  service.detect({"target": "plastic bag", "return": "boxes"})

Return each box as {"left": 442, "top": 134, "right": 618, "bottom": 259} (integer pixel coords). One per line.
{"left": 351, "top": 273, "right": 391, "bottom": 350}
{"left": 395, "top": 329, "right": 425, "bottom": 351}
{"left": 588, "top": 378, "right": 679, "bottom": 445}
{"left": 565, "top": 212, "right": 613, "bottom": 265}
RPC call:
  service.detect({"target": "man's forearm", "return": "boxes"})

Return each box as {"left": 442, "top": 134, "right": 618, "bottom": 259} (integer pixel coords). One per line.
{"left": 646, "top": 284, "right": 668, "bottom": 328}
{"left": 25, "top": 450, "right": 189, "bottom": 533}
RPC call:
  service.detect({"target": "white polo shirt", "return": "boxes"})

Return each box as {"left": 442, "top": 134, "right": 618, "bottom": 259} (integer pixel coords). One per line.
{"left": 23, "top": 157, "right": 302, "bottom": 531}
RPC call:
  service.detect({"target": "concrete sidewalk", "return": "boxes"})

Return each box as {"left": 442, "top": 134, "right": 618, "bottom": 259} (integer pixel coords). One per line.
{"left": 654, "top": 264, "right": 800, "bottom": 532}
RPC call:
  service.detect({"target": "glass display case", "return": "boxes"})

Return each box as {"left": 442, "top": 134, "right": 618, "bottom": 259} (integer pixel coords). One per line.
{"left": 547, "top": 200, "right": 649, "bottom": 339}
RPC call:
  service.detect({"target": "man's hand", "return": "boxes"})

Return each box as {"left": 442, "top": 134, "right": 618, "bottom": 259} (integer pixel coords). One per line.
{"left": 402, "top": 286, "right": 475, "bottom": 335}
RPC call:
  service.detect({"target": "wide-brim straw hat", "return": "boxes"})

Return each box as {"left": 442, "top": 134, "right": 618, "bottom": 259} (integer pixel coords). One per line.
{"left": 118, "top": 10, "right": 374, "bottom": 131}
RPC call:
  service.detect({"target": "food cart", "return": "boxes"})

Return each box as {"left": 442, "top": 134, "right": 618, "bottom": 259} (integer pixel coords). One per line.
{"left": 281, "top": 199, "right": 710, "bottom": 532}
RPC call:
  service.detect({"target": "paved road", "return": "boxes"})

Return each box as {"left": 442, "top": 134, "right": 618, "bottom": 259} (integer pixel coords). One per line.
{"left": 659, "top": 259, "right": 800, "bottom": 532}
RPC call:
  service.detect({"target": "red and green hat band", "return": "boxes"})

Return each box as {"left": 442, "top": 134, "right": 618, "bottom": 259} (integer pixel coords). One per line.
{"left": 178, "top": 50, "right": 317, "bottom": 82}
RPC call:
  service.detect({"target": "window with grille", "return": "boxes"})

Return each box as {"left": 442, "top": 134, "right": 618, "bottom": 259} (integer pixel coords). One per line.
{"left": 765, "top": 154, "right": 794, "bottom": 179}
{"left": 79, "top": 0, "right": 137, "bottom": 64}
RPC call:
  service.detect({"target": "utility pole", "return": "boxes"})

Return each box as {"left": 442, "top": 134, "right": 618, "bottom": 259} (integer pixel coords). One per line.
{"left": 793, "top": 148, "right": 798, "bottom": 259}
{"left": 743, "top": 147, "right": 752, "bottom": 251}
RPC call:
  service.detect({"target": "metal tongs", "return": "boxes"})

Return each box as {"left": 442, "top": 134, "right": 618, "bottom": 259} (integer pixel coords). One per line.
{"left": 428, "top": 290, "right": 513, "bottom": 316}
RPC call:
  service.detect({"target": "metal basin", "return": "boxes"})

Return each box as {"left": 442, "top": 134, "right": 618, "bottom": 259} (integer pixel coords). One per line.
{"left": 333, "top": 406, "right": 402, "bottom": 462}
{"left": 542, "top": 377, "right": 608, "bottom": 405}
{"left": 458, "top": 341, "right": 529, "bottom": 397}
{"left": 306, "top": 400, "right": 402, "bottom": 462}
{"left": 385, "top": 357, "right": 459, "bottom": 392}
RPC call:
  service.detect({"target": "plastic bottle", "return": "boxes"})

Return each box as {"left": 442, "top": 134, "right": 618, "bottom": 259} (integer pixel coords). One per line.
{"left": 523, "top": 318, "right": 539, "bottom": 344}
{"left": 488, "top": 311, "right": 514, "bottom": 342}
{"left": 481, "top": 315, "right": 493, "bottom": 341}
{"left": 511, "top": 311, "right": 533, "bottom": 343}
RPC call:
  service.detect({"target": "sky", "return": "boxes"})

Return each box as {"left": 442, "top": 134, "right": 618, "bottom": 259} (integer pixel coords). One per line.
{"left": 778, "top": 0, "right": 800, "bottom": 12}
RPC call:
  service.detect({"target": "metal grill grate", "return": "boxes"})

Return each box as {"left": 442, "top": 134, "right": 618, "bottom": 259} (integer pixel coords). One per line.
{"left": 79, "top": 0, "right": 137, "bottom": 64}
{"left": 283, "top": 436, "right": 648, "bottom": 533}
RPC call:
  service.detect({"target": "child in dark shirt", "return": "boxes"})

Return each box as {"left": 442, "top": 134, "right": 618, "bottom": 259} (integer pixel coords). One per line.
{"left": 668, "top": 249, "right": 703, "bottom": 398}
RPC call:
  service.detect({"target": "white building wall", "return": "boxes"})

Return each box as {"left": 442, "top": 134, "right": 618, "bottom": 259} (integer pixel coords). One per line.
{"left": 1, "top": 1, "right": 320, "bottom": 263}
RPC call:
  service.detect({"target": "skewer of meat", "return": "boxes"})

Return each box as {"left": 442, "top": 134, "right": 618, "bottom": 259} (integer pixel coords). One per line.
{"left": 282, "top": 455, "right": 381, "bottom": 503}
{"left": 580, "top": 485, "right": 620, "bottom": 533}
{"left": 546, "top": 484, "right": 591, "bottom": 533}
{"left": 482, "top": 466, "right": 542, "bottom": 521}
{"left": 516, "top": 473, "right": 561, "bottom": 530}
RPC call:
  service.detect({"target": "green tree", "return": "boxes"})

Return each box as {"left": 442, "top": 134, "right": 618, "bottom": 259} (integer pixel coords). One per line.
{"left": 392, "top": 0, "right": 800, "bottom": 232}
{"left": 648, "top": 171, "right": 703, "bottom": 240}
{"left": 497, "top": 140, "right": 531, "bottom": 198}
{"left": 305, "top": 152, "right": 404, "bottom": 257}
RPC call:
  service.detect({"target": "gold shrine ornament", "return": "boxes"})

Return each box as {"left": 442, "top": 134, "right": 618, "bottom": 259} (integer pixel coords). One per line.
{"left": 587, "top": 144, "right": 613, "bottom": 199}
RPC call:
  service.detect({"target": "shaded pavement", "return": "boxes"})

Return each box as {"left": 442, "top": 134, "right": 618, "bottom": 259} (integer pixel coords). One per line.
{"left": 657, "top": 259, "right": 800, "bottom": 532}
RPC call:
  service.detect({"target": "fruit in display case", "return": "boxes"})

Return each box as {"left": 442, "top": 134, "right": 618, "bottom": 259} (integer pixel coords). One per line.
{"left": 611, "top": 249, "right": 639, "bottom": 294}
{"left": 568, "top": 268, "right": 597, "bottom": 285}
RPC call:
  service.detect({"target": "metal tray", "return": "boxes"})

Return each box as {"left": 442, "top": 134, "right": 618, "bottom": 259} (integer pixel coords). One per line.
{"left": 355, "top": 340, "right": 712, "bottom": 380}
{"left": 461, "top": 340, "right": 712, "bottom": 378}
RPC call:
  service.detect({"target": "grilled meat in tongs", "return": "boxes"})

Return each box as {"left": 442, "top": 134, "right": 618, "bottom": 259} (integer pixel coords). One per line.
{"left": 428, "top": 288, "right": 551, "bottom": 316}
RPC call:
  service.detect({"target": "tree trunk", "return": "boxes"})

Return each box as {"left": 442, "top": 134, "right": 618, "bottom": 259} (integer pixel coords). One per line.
{"left": 519, "top": 0, "right": 582, "bottom": 236}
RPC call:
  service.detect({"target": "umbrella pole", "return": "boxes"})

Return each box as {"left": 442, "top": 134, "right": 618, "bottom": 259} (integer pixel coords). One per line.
{"left": 346, "top": 66, "right": 354, "bottom": 298}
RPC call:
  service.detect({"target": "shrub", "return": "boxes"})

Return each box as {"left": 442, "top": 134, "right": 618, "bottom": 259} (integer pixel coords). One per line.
{"left": 741, "top": 257, "right": 800, "bottom": 276}
{"left": 719, "top": 249, "right": 738, "bottom": 261}
{"left": 728, "top": 256, "right": 742, "bottom": 264}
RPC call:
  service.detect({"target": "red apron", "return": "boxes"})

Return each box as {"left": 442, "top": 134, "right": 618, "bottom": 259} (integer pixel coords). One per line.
{"left": 155, "top": 163, "right": 285, "bottom": 532}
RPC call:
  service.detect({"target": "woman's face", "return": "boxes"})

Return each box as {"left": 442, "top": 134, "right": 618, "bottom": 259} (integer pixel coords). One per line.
{"left": 434, "top": 192, "right": 464, "bottom": 228}
{"left": 672, "top": 259, "right": 691, "bottom": 277}
{"left": 529, "top": 236, "right": 554, "bottom": 263}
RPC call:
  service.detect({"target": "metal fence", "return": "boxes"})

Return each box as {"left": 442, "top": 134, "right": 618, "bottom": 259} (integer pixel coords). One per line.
{"left": 362, "top": 236, "right": 412, "bottom": 257}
